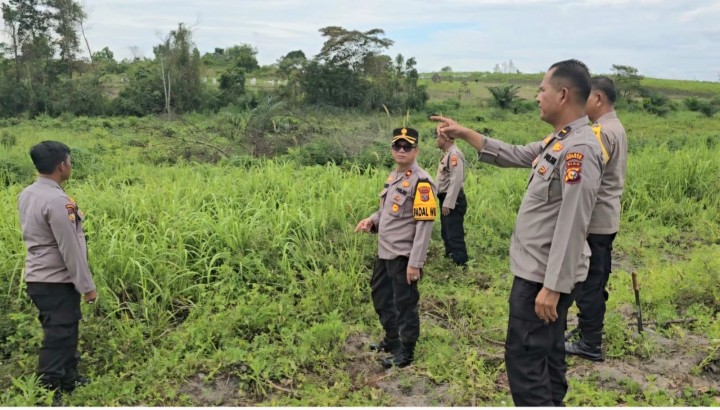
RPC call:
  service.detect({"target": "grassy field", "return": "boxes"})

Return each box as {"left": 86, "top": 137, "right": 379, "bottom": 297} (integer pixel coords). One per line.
{"left": 1, "top": 76, "right": 719, "bottom": 405}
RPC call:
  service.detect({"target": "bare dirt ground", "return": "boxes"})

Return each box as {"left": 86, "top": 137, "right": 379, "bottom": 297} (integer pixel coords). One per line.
{"left": 183, "top": 373, "right": 246, "bottom": 406}
{"left": 567, "top": 300, "right": 719, "bottom": 399}
{"left": 341, "top": 333, "right": 453, "bottom": 407}
{"left": 181, "top": 325, "right": 718, "bottom": 406}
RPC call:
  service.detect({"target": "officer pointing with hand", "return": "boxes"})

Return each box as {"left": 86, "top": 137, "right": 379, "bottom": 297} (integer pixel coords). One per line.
{"left": 432, "top": 60, "right": 604, "bottom": 406}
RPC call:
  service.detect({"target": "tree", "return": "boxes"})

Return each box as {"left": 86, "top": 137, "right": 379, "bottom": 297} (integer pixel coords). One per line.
{"left": 276, "top": 50, "right": 306, "bottom": 103}
{"left": 300, "top": 60, "right": 366, "bottom": 107}
{"left": 277, "top": 49, "right": 306, "bottom": 78}
{"left": 112, "top": 60, "right": 165, "bottom": 116}
{"left": 493, "top": 60, "right": 518, "bottom": 74}
{"left": 296, "top": 27, "right": 426, "bottom": 111}
{"left": 225, "top": 44, "right": 258, "bottom": 72}
{"left": 1, "top": 2, "right": 22, "bottom": 81}
{"left": 129, "top": 45, "right": 143, "bottom": 60}
{"left": 440, "top": 66, "right": 452, "bottom": 72}
{"left": 92, "top": 46, "right": 114, "bottom": 63}
{"left": 487, "top": 85, "right": 521, "bottom": 110}
{"left": 153, "top": 23, "right": 203, "bottom": 115}
{"left": 611, "top": 64, "right": 644, "bottom": 100}
{"left": 316, "top": 26, "right": 393, "bottom": 73}
{"left": 218, "top": 61, "right": 245, "bottom": 106}
{"left": 1, "top": 0, "right": 54, "bottom": 113}
{"left": 47, "top": 0, "right": 85, "bottom": 77}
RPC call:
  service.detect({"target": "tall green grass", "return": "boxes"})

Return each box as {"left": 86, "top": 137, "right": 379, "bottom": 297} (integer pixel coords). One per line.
{"left": 1, "top": 109, "right": 718, "bottom": 405}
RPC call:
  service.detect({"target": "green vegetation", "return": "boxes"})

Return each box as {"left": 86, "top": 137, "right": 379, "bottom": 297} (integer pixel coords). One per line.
{"left": 2, "top": 1, "right": 719, "bottom": 405}
{"left": 1, "top": 91, "right": 719, "bottom": 404}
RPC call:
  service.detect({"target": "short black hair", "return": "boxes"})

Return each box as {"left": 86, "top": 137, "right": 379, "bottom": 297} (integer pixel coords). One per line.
{"left": 548, "top": 59, "right": 591, "bottom": 104}
{"left": 29, "top": 141, "right": 71, "bottom": 174}
{"left": 590, "top": 75, "right": 617, "bottom": 105}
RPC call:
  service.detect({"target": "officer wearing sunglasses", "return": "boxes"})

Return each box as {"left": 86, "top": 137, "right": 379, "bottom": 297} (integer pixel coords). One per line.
{"left": 355, "top": 127, "right": 437, "bottom": 369}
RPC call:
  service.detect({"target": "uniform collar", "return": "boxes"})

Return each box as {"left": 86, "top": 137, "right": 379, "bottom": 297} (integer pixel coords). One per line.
{"left": 556, "top": 116, "right": 590, "bottom": 140}
{"left": 36, "top": 177, "right": 63, "bottom": 190}
{"left": 594, "top": 111, "right": 618, "bottom": 124}
{"left": 391, "top": 161, "right": 420, "bottom": 182}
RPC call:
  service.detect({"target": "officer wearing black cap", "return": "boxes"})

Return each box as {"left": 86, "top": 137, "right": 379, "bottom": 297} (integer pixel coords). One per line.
{"left": 355, "top": 127, "right": 437, "bottom": 368}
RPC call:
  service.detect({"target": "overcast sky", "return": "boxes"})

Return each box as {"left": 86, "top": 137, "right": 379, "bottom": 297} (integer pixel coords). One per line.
{"left": 66, "top": 0, "right": 720, "bottom": 81}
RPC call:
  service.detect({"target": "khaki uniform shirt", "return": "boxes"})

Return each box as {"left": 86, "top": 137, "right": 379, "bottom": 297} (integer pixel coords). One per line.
{"left": 435, "top": 144, "right": 465, "bottom": 209}
{"left": 479, "top": 116, "right": 604, "bottom": 293}
{"left": 588, "top": 111, "right": 627, "bottom": 234}
{"left": 370, "top": 162, "right": 435, "bottom": 268}
{"left": 18, "top": 177, "right": 95, "bottom": 294}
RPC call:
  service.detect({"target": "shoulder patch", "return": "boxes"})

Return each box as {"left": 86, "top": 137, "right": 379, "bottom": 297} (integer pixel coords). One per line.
{"left": 450, "top": 154, "right": 458, "bottom": 167}
{"left": 413, "top": 180, "right": 437, "bottom": 221}
{"left": 564, "top": 160, "right": 583, "bottom": 184}
{"left": 66, "top": 203, "right": 77, "bottom": 223}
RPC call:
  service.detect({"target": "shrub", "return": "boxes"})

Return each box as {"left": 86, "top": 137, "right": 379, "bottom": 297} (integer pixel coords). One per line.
{"left": 486, "top": 85, "right": 520, "bottom": 110}
{"left": 1, "top": 131, "right": 17, "bottom": 149}
{"left": 684, "top": 97, "right": 717, "bottom": 117}
{"left": 288, "top": 138, "right": 346, "bottom": 166}
{"left": 0, "top": 159, "right": 34, "bottom": 187}
{"left": 641, "top": 91, "right": 674, "bottom": 117}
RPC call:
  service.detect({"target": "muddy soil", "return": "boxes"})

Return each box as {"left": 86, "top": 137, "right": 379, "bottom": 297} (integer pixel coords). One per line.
{"left": 182, "top": 323, "right": 719, "bottom": 406}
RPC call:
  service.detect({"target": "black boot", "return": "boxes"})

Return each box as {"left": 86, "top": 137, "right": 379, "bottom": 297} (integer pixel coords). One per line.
{"left": 40, "top": 379, "right": 64, "bottom": 406}
{"left": 60, "top": 375, "right": 90, "bottom": 393}
{"left": 565, "top": 332, "right": 603, "bottom": 362}
{"left": 381, "top": 342, "right": 415, "bottom": 368}
{"left": 369, "top": 337, "right": 400, "bottom": 353}
{"left": 564, "top": 327, "right": 580, "bottom": 342}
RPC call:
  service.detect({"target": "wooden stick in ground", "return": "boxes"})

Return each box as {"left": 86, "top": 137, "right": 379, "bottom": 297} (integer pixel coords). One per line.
{"left": 632, "top": 271, "right": 644, "bottom": 333}
{"left": 629, "top": 318, "right": 697, "bottom": 327}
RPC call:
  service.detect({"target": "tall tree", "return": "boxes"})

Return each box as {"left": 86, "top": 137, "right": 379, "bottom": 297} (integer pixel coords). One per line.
{"left": 47, "top": 0, "right": 84, "bottom": 77}
{"left": 1, "top": 0, "right": 53, "bottom": 112}
{"left": 153, "top": 23, "right": 203, "bottom": 115}
{"left": 611, "top": 64, "right": 644, "bottom": 100}
{"left": 316, "top": 26, "right": 393, "bottom": 73}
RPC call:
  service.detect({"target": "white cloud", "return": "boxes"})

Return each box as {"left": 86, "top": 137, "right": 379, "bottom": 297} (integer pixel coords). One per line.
{"left": 680, "top": 1, "right": 720, "bottom": 21}
{"left": 2, "top": 0, "right": 717, "bottom": 81}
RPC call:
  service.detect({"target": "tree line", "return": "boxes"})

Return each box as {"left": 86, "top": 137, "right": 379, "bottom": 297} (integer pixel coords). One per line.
{"left": 0, "top": 1, "right": 428, "bottom": 118}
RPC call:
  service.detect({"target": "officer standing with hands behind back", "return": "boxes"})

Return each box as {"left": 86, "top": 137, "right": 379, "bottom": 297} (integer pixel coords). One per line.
{"left": 565, "top": 76, "right": 628, "bottom": 362}
{"left": 355, "top": 127, "right": 437, "bottom": 369}
{"left": 435, "top": 130, "right": 469, "bottom": 266}
{"left": 18, "top": 141, "right": 97, "bottom": 400}
{"left": 432, "top": 60, "right": 604, "bottom": 406}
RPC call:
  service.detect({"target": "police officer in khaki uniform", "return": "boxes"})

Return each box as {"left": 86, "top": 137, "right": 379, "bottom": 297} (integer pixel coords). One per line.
{"left": 433, "top": 60, "right": 604, "bottom": 406}
{"left": 18, "top": 141, "right": 97, "bottom": 398}
{"left": 435, "top": 132, "right": 469, "bottom": 266}
{"left": 566, "top": 76, "right": 628, "bottom": 361}
{"left": 355, "top": 127, "right": 437, "bottom": 368}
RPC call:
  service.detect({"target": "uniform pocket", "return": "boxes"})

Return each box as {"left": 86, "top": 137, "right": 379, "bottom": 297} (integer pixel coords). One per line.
{"left": 389, "top": 194, "right": 408, "bottom": 217}
{"left": 527, "top": 160, "right": 555, "bottom": 201}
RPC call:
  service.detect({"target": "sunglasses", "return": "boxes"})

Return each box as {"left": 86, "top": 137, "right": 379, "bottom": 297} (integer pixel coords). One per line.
{"left": 392, "top": 143, "right": 416, "bottom": 152}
